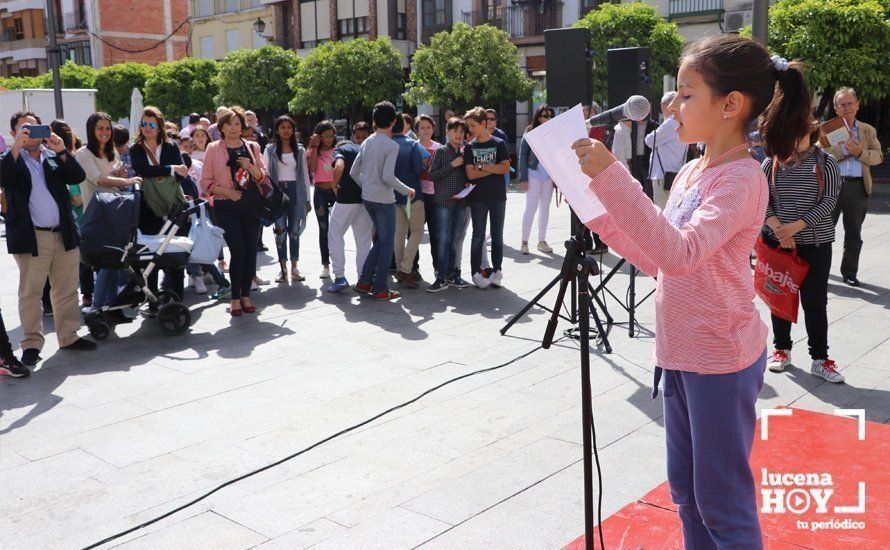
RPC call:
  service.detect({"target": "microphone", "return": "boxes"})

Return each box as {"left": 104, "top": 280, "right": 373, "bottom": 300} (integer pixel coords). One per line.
{"left": 586, "top": 95, "right": 651, "bottom": 127}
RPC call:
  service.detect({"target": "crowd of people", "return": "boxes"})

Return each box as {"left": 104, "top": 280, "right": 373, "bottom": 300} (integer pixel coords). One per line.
{"left": 0, "top": 54, "right": 883, "bottom": 392}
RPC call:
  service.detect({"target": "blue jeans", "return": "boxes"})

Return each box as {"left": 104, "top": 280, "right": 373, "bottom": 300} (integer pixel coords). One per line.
{"left": 361, "top": 200, "right": 397, "bottom": 292}
{"left": 93, "top": 269, "right": 129, "bottom": 309}
{"left": 662, "top": 350, "right": 766, "bottom": 549}
{"left": 470, "top": 200, "right": 506, "bottom": 274}
{"left": 275, "top": 180, "right": 305, "bottom": 262}
{"left": 433, "top": 205, "right": 469, "bottom": 281}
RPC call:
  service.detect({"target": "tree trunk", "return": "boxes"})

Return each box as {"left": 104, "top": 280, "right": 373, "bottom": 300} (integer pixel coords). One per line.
{"left": 815, "top": 87, "right": 835, "bottom": 120}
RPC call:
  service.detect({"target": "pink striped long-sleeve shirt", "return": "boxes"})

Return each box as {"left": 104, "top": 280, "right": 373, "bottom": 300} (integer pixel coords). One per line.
{"left": 586, "top": 158, "right": 769, "bottom": 374}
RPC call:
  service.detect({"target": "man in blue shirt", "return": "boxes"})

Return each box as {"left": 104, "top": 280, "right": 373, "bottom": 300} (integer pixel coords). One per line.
{"left": 391, "top": 114, "right": 430, "bottom": 288}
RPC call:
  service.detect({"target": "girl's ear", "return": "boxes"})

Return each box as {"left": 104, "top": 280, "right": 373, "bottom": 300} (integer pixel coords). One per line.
{"left": 722, "top": 90, "right": 747, "bottom": 122}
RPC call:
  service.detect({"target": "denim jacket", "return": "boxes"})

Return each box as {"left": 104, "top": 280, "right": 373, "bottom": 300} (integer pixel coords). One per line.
{"left": 518, "top": 132, "right": 541, "bottom": 181}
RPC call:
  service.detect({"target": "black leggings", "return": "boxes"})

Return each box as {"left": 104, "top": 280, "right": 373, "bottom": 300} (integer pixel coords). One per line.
{"left": 765, "top": 235, "right": 832, "bottom": 360}
{"left": 314, "top": 187, "right": 337, "bottom": 265}
{"left": 215, "top": 199, "right": 261, "bottom": 300}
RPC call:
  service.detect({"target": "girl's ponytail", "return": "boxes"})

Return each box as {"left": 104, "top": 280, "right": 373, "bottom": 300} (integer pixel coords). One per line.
{"left": 759, "top": 61, "right": 816, "bottom": 161}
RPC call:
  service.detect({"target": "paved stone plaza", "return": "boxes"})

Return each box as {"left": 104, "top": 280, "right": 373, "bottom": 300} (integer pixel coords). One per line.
{"left": 1, "top": 185, "right": 889, "bottom": 549}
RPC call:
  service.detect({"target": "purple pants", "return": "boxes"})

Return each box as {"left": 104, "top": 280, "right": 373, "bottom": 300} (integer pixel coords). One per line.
{"left": 658, "top": 350, "right": 766, "bottom": 549}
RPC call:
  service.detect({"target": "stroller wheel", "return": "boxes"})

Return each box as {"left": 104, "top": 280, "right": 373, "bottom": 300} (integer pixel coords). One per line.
{"left": 88, "top": 320, "right": 111, "bottom": 340}
{"left": 158, "top": 302, "right": 191, "bottom": 335}
{"left": 158, "top": 289, "right": 181, "bottom": 305}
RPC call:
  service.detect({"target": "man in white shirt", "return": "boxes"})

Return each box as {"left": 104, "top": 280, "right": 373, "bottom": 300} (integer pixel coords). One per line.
{"left": 646, "top": 92, "right": 688, "bottom": 208}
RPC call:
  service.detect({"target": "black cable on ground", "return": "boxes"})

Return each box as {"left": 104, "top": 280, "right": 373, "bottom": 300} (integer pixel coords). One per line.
{"left": 82, "top": 345, "right": 543, "bottom": 550}
{"left": 590, "top": 414, "right": 606, "bottom": 549}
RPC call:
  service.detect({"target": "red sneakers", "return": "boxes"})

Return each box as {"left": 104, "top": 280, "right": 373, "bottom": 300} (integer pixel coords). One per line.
{"left": 354, "top": 281, "right": 372, "bottom": 294}
{"left": 373, "top": 290, "right": 401, "bottom": 301}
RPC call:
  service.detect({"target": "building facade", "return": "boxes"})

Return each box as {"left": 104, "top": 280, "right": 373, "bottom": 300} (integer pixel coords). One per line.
{"left": 91, "top": 0, "right": 189, "bottom": 66}
{"left": 0, "top": 0, "right": 50, "bottom": 77}
{"left": 266, "top": 0, "right": 418, "bottom": 67}
{"left": 189, "top": 0, "right": 275, "bottom": 60}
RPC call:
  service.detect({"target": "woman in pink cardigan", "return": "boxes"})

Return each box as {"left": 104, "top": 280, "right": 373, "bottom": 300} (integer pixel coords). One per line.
{"left": 199, "top": 106, "right": 269, "bottom": 316}
{"left": 573, "top": 35, "right": 809, "bottom": 548}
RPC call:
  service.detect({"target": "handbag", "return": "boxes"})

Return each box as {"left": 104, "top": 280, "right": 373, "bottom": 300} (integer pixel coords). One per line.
{"left": 188, "top": 202, "right": 226, "bottom": 265}
{"left": 141, "top": 143, "right": 185, "bottom": 218}
{"left": 754, "top": 236, "right": 809, "bottom": 323}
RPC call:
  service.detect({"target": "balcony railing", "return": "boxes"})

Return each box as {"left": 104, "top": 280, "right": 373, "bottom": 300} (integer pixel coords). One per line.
{"left": 461, "top": 2, "right": 563, "bottom": 39}
{"left": 190, "top": 0, "right": 266, "bottom": 19}
{"left": 669, "top": 0, "right": 723, "bottom": 18}
{"left": 64, "top": 9, "right": 88, "bottom": 33}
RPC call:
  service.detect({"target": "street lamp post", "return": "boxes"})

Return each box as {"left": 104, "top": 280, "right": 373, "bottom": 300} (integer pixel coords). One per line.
{"left": 45, "top": 0, "right": 64, "bottom": 118}
{"left": 252, "top": 18, "right": 275, "bottom": 45}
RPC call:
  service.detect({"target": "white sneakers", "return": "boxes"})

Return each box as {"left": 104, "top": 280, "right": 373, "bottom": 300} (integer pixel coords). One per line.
{"left": 769, "top": 349, "right": 845, "bottom": 384}
{"left": 768, "top": 349, "right": 792, "bottom": 372}
{"left": 537, "top": 241, "right": 553, "bottom": 253}
{"left": 472, "top": 272, "right": 490, "bottom": 289}
{"left": 473, "top": 271, "right": 503, "bottom": 289}
{"left": 320, "top": 266, "right": 331, "bottom": 279}
{"left": 191, "top": 276, "right": 208, "bottom": 294}
{"left": 811, "top": 359, "right": 845, "bottom": 384}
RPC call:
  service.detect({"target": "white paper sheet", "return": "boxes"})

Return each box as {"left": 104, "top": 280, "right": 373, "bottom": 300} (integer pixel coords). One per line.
{"left": 452, "top": 184, "right": 475, "bottom": 200}
{"left": 523, "top": 104, "right": 606, "bottom": 224}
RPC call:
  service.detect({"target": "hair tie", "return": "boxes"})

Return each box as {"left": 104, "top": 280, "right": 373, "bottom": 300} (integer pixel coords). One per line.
{"left": 771, "top": 55, "right": 790, "bottom": 73}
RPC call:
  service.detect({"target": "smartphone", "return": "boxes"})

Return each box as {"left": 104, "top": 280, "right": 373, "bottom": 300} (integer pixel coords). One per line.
{"left": 23, "top": 124, "right": 51, "bottom": 139}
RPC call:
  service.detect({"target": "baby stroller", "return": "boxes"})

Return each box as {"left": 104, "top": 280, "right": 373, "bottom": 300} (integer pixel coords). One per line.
{"left": 79, "top": 191, "right": 204, "bottom": 338}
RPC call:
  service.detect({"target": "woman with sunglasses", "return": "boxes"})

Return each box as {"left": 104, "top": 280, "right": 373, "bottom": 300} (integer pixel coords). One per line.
{"left": 518, "top": 105, "right": 556, "bottom": 254}
{"left": 129, "top": 106, "right": 191, "bottom": 306}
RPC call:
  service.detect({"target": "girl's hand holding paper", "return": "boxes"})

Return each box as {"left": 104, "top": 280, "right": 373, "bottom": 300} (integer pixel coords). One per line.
{"left": 522, "top": 104, "right": 606, "bottom": 224}
{"left": 572, "top": 138, "right": 619, "bottom": 180}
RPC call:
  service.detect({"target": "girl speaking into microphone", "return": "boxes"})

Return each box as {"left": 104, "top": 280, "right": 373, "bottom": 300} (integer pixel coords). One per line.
{"left": 573, "top": 35, "right": 807, "bottom": 548}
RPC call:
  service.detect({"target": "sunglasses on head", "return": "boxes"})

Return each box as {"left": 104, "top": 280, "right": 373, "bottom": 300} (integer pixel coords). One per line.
{"left": 140, "top": 121, "right": 158, "bottom": 129}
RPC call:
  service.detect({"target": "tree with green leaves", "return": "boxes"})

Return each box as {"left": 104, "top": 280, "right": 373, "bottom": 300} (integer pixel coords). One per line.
{"left": 35, "top": 61, "right": 99, "bottom": 90}
{"left": 94, "top": 62, "right": 153, "bottom": 119}
{"left": 0, "top": 75, "right": 44, "bottom": 90}
{"left": 288, "top": 37, "right": 403, "bottom": 124}
{"left": 216, "top": 45, "right": 300, "bottom": 126}
{"left": 763, "top": 0, "right": 890, "bottom": 117}
{"left": 144, "top": 57, "right": 219, "bottom": 119}
{"left": 574, "top": 3, "right": 684, "bottom": 106}
{"left": 404, "top": 23, "right": 533, "bottom": 110}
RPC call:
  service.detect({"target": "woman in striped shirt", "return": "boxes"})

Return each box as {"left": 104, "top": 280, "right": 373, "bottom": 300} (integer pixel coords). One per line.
{"left": 759, "top": 67, "right": 843, "bottom": 383}
{"left": 573, "top": 35, "right": 807, "bottom": 548}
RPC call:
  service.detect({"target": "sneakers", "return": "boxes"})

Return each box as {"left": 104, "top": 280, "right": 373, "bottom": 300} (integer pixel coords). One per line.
{"left": 212, "top": 284, "right": 231, "bottom": 300}
{"left": 328, "top": 277, "right": 350, "bottom": 293}
{"left": 291, "top": 267, "right": 306, "bottom": 282}
{"left": 520, "top": 242, "right": 529, "bottom": 255}
{"left": 354, "top": 281, "right": 373, "bottom": 294}
{"left": 374, "top": 289, "right": 401, "bottom": 300}
{"left": 427, "top": 279, "right": 449, "bottom": 293}
{"left": 447, "top": 276, "right": 470, "bottom": 289}
{"left": 768, "top": 349, "right": 793, "bottom": 373}
{"left": 489, "top": 270, "right": 503, "bottom": 288}
{"left": 192, "top": 276, "right": 208, "bottom": 294}
{"left": 21, "top": 348, "right": 41, "bottom": 367}
{"left": 61, "top": 337, "right": 98, "bottom": 351}
{"left": 537, "top": 241, "right": 553, "bottom": 253}
{"left": 320, "top": 266, "right": 331, "bottom": 279}
{"left": 811, "top": 359, "right": 845, "bottom": 383}
{"left": 0, "top": 356, "right": 29, "bottom": 378}
{"left": 473, "top": 272, "right": 491, "bottom": 289}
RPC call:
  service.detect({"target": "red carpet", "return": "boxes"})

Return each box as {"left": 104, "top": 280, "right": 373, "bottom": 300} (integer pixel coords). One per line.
{"left": 565, "top": 408, "right": 890, "bottom": 549}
